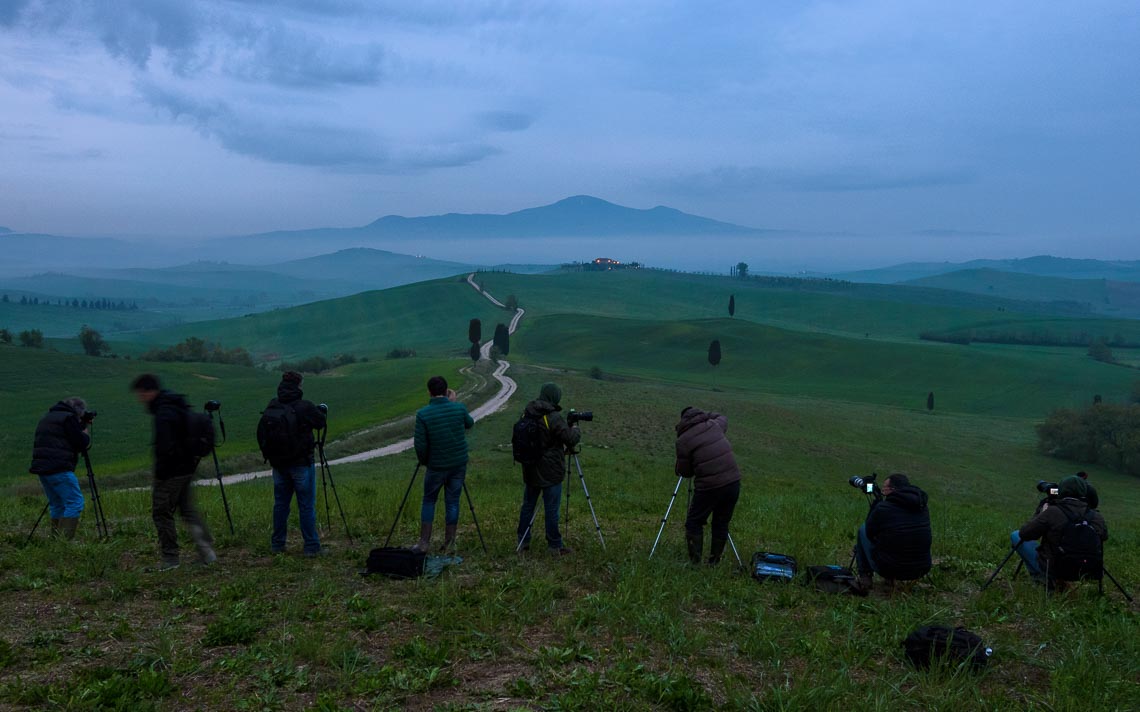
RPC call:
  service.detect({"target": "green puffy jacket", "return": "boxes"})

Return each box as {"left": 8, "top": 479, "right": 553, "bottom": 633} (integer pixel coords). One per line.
{"left": 414, "top": 397, "right": 474, "bottom": 470}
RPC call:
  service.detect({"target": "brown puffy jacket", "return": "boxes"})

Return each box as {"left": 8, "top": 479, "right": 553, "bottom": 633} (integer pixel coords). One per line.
{"left": 674, "top": 409, "right": 741, "bottom": 491}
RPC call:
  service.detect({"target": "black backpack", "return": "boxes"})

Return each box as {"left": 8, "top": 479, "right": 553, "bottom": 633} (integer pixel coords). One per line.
{"left": 1052, "top": 506, "right": 1103, "bottom": 581}
{"left": 362, "top": 547, "right": 426, "bottom": 579}
{"left": 183, "top": 409, "right": 216, "bottom": 459}
{"left": 511, "top": 413, "right": 545, "bottom": 465}
{"left": 804, "top": 565, "right": 868, "bottom": 596}
{"left": 257, "top": 400, "right": 303, "bottom": 465}
{"left": 902, "top": 625, "right": 991, "bottom": 671}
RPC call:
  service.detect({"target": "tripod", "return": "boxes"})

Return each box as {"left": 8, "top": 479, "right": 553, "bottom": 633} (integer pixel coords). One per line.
{"left": 649, "top": 475, "right": 743, "bottom": 567}
{"left": 563, "top": 448, "right": 605, "bottom": 550}
{"left": 206, "top": 408, "right": 235, "bottom": 535}
{"left": 983, "top": 539, "right": 1133, "bottom": 601}
{"left": 316, "top": 428, "right": 352, "bottom": 544}
{"left": 384, "top": 463, "right": 487, "bottom": 554}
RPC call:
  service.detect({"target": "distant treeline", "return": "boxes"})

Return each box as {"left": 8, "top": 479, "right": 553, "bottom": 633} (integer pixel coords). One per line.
{"left": 1, "top": 294, "right": 139, "bottom": 310}
{"left": 279, "top": 353, "right": 364, "bottom": 374}
{"left": 141, "top": 337, "right": 253, "bottom": 367}
{"left": 1038, "top": 393, "right": 1140, "bottom": 478}
{"left": 920, "top": 328, "right": 1140, "bottom": 348}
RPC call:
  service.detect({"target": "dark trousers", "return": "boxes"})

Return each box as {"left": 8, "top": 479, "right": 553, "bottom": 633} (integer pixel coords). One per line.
{"left": 517, "top": 483, "right": 564, "bottom": 549}
{"left": 152, "top": 474, "right": 212, "bottom": 562}
{"left": 685, "top": 480, "right": 740, "bottom": 540}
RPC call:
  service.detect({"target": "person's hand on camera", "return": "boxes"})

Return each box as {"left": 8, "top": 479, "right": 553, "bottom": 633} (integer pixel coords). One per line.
{"left": 446, "top": 388, "right": 457, "bottom": 402}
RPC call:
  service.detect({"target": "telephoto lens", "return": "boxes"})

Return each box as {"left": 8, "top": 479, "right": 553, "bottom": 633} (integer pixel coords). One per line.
{"left": 849, "top": 474, "right": 876, "bottom": 490}
{"left": 82, "top": 410, "right": 98, "bottom": 423}
{"left": 205, "top": 400, "right": 221, "bottom": 412}
{"left": 318, "top": 403, "right": 328, "bottom": 413}
{"left": 567, "top": 409, "right": 593, "bottom": 425}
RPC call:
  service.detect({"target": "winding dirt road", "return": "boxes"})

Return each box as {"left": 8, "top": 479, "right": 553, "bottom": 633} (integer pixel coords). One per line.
{"left": 200, "top": 274, "right": 524, "bottom": 485}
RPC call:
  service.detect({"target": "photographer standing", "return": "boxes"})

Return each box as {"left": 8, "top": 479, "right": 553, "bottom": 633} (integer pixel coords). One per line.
{"left": 258, "top": 371, "right": 327, "bottom": 556}
{"left": 412, "top": 376, "right": 474, "bottom": 553}
{"left": 675, "top": 406, "right": 740, "bottom": 565}
{"left": 1011, "top": 475, "right": 1107, "bottom": 588}
{"left": 29, "top": 397, "right": 91, "bottom": 539}
{"left": 854, "top": 473, "right": 931, "bottom": 591}
{"left": 515, "top": 382, "right": 580, "bottom": 556}
{"left": 130, "top": 374, "right": 216, "bottom": 571}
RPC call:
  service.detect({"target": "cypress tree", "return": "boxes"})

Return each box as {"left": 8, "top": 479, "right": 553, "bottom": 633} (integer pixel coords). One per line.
{"left": 728, "top": 295, "right": 735, "bottom": 317}
{"left": 468, "top": 318, "right": 482, "bottom": 344}
{"left": 926, "top": 391, "right": 935, "bottom": 411}
{"left": 708, "top": 339, "right": 722, "bottom": 366}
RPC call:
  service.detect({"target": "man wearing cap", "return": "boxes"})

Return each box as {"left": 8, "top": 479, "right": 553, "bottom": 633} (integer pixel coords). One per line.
{"left": 413, "top": 376, "right": 474, "bottom": 553}
{"left": 1011, "top": 475, "right": 1108, "bottom": 586}
{"left": 515, "top": 382, "right": 580, "bottom": 555}
{"left": 675, "top": 406, "right": 741, "bottom": 565}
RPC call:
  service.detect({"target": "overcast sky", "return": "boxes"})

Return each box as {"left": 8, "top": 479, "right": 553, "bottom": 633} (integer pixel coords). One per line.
{"left": 1, "top": 1, "right": 1138, "bottom": 270}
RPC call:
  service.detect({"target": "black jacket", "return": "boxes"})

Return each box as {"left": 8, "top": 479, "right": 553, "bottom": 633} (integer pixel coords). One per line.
{"left": 265, "top": 381, "right": 327, "bottom": 468}
{"left": 150, "top": 390, "right": 199, "bottom": 480}
{"left": 865, "top": 483, "right": 932, "bottom": 580}
{"left": 30, "top": 402, "right": 90, "bottom": 475}
{"left": 521, "top": 398, "right": 580, "bottom": 488}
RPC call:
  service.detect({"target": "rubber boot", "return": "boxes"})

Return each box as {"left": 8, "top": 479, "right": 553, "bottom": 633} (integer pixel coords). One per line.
{"left": 59, "top": 517, "right": 79, "bottom": 541}
{"left": 708, "top": 538, "right": 727, "bottom": 566}
{"left": 412, "top": 522, "right": 432, "bottom": 553}
{"left": 50, "top": 519, "right": 61, "bottom": 538}
{"left": 440, "top": 524, "right": 457, "bottom": 552}
{"left": 686, "top": 531, "right": 703, "bottom": 565}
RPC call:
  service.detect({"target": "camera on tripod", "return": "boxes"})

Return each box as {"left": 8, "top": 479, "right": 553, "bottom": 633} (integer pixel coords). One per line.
{"left": 848, "top": 473, "right": 878, "bottom": 494}
{"left": 1035, "top": 480, "right": 1059, "bottom": 498}
{"left": 204, "top": 400, "right": 221, "bottom": 412}
{"left": 81, "top": 410, "right": 98, "bottom": 424}
{"left": 567, "top": 409, "right": 593, "bottom": 426}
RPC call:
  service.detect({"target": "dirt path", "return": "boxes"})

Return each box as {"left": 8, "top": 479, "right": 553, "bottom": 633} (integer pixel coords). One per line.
{"left": 200, "top": 275, "right": 524, "bottom": 485}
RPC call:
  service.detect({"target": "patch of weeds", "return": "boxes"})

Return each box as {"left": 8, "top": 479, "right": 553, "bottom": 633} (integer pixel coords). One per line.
{"left": 0, "top": 637, "right": 16, "bottom": 669}
{"left": 394, "top": 636, "right": 452, "bottom": 667}
{"left": 2, "top": 574, "right": 49, "bottom": 591}
{"left": 202, "top": 602, "right": 261, "bottom": 647}
{"left": 538, "top": 642, "right": 595, "bottom": 666}
{"left": 68, "top": 666, "right": 174, "bottom": 709}
{"left": 0, "top": 677, "right": 52, "bottom": 705}
{"left": 506, "top": 675, "right": 540, "bottom": 698}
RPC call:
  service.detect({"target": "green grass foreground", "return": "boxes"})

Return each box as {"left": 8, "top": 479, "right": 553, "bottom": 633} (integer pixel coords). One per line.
{"left": 0, "top": 370, "right": 1136, "bottom": 710}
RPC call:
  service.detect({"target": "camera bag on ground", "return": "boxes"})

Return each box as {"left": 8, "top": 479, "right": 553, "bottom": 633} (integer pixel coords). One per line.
{"left": 363, "top": 547, "right": 426, "bottom": 579}
{"left": 804, "top": 564, "right": 868, "bottom": 596}
{"left": 751, "top": 552, "right": 798, "bottom": 582}
{"left": 1053, "top": 507, "right": 1103, "bottom": 581}
{"left": 902, "top": 625, "right": 992, "bottom": 671}
{"left": 511, "top": 413, "right": 546, "bottom": 465}
{"left": 183, "top": 408, "right": 216, "bottom": 459}
{"left": 257, "top": 400, "right": 302, "bottom": 465}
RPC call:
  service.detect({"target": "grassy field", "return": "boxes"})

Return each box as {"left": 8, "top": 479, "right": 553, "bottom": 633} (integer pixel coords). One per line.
{"left": 0, "top": 270, "right": 1137, "bottom": 710}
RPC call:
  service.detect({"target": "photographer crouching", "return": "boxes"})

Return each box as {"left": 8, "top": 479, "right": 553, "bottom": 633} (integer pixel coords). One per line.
{"left": 853, "top": 473, "right": 932, "bottom": 591}
{"left": 29, "top": 397, "right": 92, "bottom": 539}
{"left": 1010, "top": 475, "right": 1107, "bottom": 590}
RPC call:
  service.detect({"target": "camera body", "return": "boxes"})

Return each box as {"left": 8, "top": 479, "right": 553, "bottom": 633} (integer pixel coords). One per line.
{"left": 1036, "top": 480, "right": 1059, "bottom": 498}
{"left": 204, "top": 400, "right": 222, "bottom": 412}
{"left": 81, "top": 410, "right": 98, "bottom": 424}
{"left": 567, "top": 409, "right": 593, "bottom": 426}
{"left": 849, "top": 473, "right": 878, "bottom": 494}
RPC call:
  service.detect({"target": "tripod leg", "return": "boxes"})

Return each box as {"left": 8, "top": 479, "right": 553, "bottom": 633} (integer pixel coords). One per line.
{"left": 84, "top": 452, "right": 110, "bottom": 540}
{"left": 981, "top": 545, "right": 1020, "bottom": 591}
{"left": 322, "top": 454, "right": 352, "bottom": 544}
{"left": 1102, "top": 567, "right": 1134, "bottom": 602}
{"left": 564, "top": 452, "right": 571, "bottom": 533}
{"left": 650, "top": 476, "right": 684, "bottom": 559}
{"left": 573, "top": 456, "right": 605, "bottom": 549}
{"left": 517, "top": 492, "right": 540, "bottom": 553}
{"left": 383, "top": 464, "right": 420, "bottom": 548}
{"left": 462, "top": 482, "right": 488, "bottom": 555}
{"left": 24, "top": 502, "right": 51, "bottom": 546}
{"left": 726, "top": 532, "right": 744, "bottom": 569}
{"left": 211, "top": 448, "right": 235, "bottom": 535}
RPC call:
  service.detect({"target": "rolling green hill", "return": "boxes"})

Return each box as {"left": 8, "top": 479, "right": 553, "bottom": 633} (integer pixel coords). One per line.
{"left": 0, "top": 301, "right": 183, "bottom": 337}
{"left": 907, "top": 268, "right": 1140, "bottom": 318}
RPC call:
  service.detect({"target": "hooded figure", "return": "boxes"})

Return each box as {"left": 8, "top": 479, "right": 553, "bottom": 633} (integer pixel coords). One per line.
{"left": 29, "top": 398, "right": 91, "bottom": 539}
{"left": 516, "top": 382, "right": 580, "bottom": 555}
{"left": 1013, "top": 474, "right": 1108, "bottom": 585}
{"left": 675, "top": 406, "right": 742, "bottom": 566}
{"left": 856, "top": 473, "right": 932, "bottom": 586}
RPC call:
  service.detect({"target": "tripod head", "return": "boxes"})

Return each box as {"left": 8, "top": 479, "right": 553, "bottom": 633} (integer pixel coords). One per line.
{"left": 203, "top": 400, "right": 226, "bottom": 446}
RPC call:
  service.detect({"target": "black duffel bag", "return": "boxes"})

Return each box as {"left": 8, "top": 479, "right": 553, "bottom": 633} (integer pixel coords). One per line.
{"left": 363, "top": 547, "right": 426, "bottom": 579}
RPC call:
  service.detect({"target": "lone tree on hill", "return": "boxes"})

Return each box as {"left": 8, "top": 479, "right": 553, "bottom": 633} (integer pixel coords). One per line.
{"left": 728, "top": 295, "right": 735, "bottom": 317}
{"left": 736, "top": 262, "right": 749, "bottom": 279}
{"left": 468, "top": 318, "right": 482, "bottom": 345}
{"left": 926, "top": 391, "right": 934, "bottom": 412}
{"left": 78, "top": 325, "right": 108, "bottom": 357}
{"left": 493, "top": 323, "right": 510, "bottom": 356}
{"left": 708, "top": 339, "right": 722, "bottom": 367}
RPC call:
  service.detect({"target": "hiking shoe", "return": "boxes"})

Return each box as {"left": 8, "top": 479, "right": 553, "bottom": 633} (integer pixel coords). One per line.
{"left": 147, "top": 560, "right": 180, "bottom": 573}
{"left": 549, "top": 546, "right": 573, "bottom": 557}
{"left": 303, "top": 549, "right": 327, "bottom": 558}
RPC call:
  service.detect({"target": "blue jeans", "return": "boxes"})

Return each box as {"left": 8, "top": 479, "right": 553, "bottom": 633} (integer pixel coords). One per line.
{"left": 272, "top": 464, "right": 320, "bottom": 554}
{"left": 517, "top": 483, "right": 563, "bottom": 549}
{"left": 421, "top": 465, "right": 466, "bottom": 525}
{"left": 39, "top": 472, "right": 85, "bottom": 518}
{"left": 1011, "top": 530, "right": 1043, "bottom": 580}
{"left": 854, "top": 524, "right": 880, "bottom": 576}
